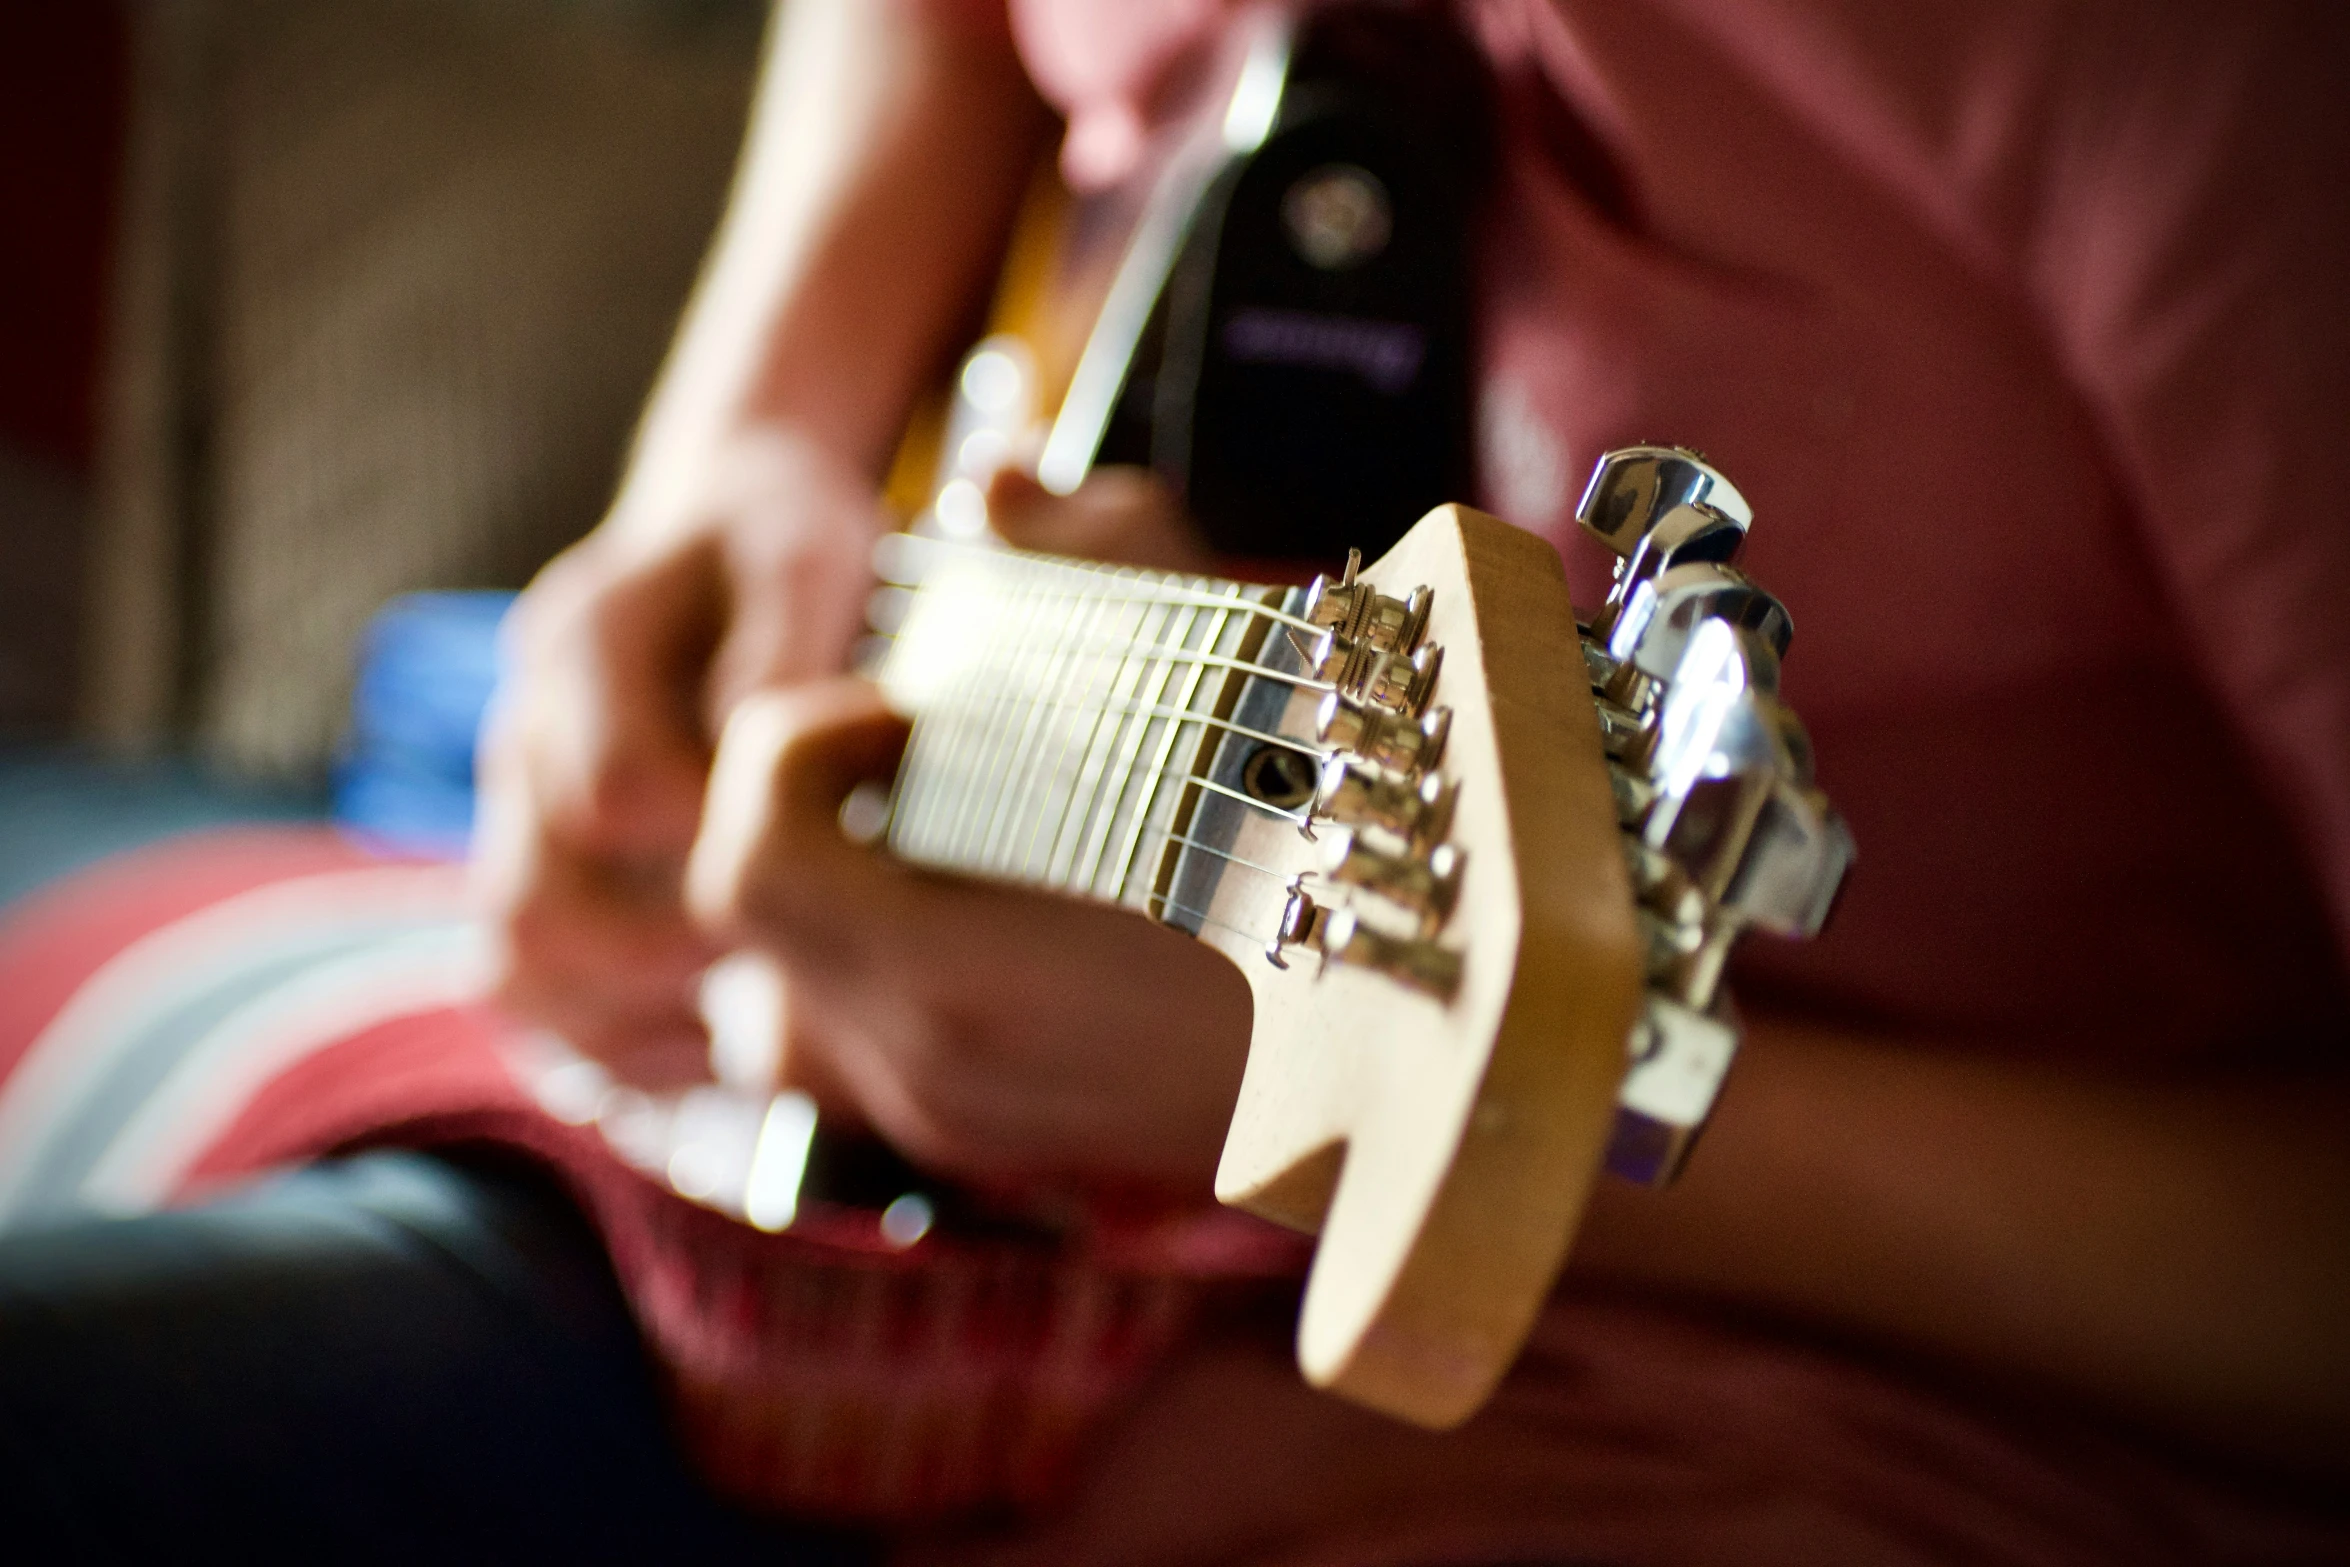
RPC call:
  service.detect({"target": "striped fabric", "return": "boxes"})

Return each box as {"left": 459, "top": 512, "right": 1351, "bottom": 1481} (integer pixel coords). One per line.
{"left": 0, "top": 827, "right": 1299, "bottom": 1520}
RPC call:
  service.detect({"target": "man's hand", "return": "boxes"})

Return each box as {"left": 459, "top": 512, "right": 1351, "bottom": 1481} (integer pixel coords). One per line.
{"left": 474, "top": 427, "right": 885, "bottom": 1088}
{"left": 683, "top": 676, "right": 1253, "bottom": 1193}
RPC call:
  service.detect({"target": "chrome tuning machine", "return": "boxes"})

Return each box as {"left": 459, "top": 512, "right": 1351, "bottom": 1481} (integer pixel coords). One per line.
{"left": 1574, "top": 447, "right": 1853, "bottom": 1187}
{"left": 1273, "top": 884, "right": 1462, "bottom": 1002}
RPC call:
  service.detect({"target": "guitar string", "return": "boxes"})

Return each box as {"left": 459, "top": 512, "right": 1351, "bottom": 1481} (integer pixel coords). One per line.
{"left": 879, "top": 604, "right": 1329, "bottom": 877}
{"left": 874, "top": 571, "right": 1333, "bottom": 888}
{"left": 1013, "top": 590, "right": 1168, "bottom": 881}
{"left": 947, "top": 575, "right": 1064, "bottom": 861}
{"left": 915, "top": 572, "right": 1049, "bottom": 860}
{"left": 969, "top": 585, "right": 1103, "bottom": 867}
{"left": 873, "top": 622, "right": 1335, "bottom": 699}
{"left": 1151, "top": 895, "right": 1278, "bottom": 947}
{"left": 901, "top": 589, "right": 1268, "bottom": 892}
{"left": 877, "top": 534, "right": 1324, "bottom": 636}
{"left": 1018, "top": 590, "right": 1201, "bottom": 892}
{"left": 1068, "top": 593, "right": 1215, "bottom": 893}
{"left": 908, "top": 589, "right": 1208, "bottom": 888}
{"left": 1109, "top": 590, "right": 1245, "bottom": 904}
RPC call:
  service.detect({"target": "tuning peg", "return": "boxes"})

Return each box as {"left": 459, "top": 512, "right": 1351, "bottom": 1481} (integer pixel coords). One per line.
{"left": 1316, "top": 907, "right": 1463, "bottom": 1001}
{"left": 1356, "top": 642, "right": 1443, "bottom": 718}
{"left": 1317, "top": 695, "right": 1451, "bottom": 775}
{"left": 1303, "top": 554, "right": 1432, "bottom": 655}
{"left": 1718, "top": 780, "right": 1853, "bottom": 940}
{"left": 1576, "top": 447, "right": 1752, "bottom": 559}
{"left": 1590, "top": 502, "right": 1750, "bottom": 644}
{"left": 1322, "top": 829, "right": 1463, "bottom": 934}
{"left": 1606, "top": 563, "right": 1792, "bottom": 695}
{"left": 1315, "top": 758, "right": 1457, "bottom": 851}
{"left": 1604, "top": 994, "right": 1739, "bottom": 1185}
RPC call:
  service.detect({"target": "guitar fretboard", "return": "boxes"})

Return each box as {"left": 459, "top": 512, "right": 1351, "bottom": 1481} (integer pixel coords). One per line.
{"left": 870, "top": 537, "right": 1315, "bottom": 921}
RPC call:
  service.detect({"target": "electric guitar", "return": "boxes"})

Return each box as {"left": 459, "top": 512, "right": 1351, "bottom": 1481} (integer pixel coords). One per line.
{"left": 545, "top": 11, "right": 1850, "bottom": 1431}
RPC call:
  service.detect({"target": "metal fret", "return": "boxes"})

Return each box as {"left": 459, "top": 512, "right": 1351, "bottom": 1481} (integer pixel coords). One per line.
{"left": 1109, "top": 584, "right": 1247, "bottom": 904}
{"left": 971, "top": 587, "right": 1092, "bottom": 871}
{"left": 1040, "top": 586, "right": 1179, "bottom": 887}
{"left": 877, "top": 549, "right": 1305, "bottom": 917}
{"left": 1065, "top": 595, "right": 1207, "bottom": 898}
{"left": 1012, "top": 580, "right": 1151, "bottom": 880}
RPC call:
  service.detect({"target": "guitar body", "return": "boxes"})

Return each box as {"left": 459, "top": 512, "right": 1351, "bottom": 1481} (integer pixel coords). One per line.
{"left": 556, "top": 7, "right": 1849, "bottom": 1439}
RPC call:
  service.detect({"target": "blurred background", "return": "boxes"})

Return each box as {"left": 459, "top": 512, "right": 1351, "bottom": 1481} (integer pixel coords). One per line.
{"left": 1, "top": 0, "right": 770, "bottom": 899}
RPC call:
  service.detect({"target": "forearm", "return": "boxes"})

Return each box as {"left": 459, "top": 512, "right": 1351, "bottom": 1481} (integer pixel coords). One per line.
{"left": 1573, "top": 1023, "right": 2350, "bottom": 1466}
{"left": 621, "top": 0, "right": 1051, "bottom": 527}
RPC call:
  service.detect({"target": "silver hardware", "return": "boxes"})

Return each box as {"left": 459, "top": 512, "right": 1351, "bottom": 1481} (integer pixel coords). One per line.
{"left": 1606, "top": 996, "right": 1738, "bottom": 1185}
{"left": 1269, "top": 882, "right": 1325, "bottom": 966}
{"left": 1357, "top": 643, "right": 1443, "bottom": 717}
{"left": 1316, "top": 907, "right": 1462, "bottom": 1001}
{"left": 1590, "top": 502, "right": 1751, "bottom": 644}
{"left": 1606, "top": 562, "right": 1791, "bottom": 695}
{"left": 1304, "top": 567, "right": 1431, "bottom": 656}
{"left": 1576, "top": 446, "right": 1752, "bottom": 559}
{"left": 1314, "top": 758, "right": 1457, "bottom": 851}
{"left": 1317, "top": 695, "right": 1450, "bottom": 774}
{"left": 1322, "top": 829, "right": 1463, "bottom": 933}
{"left": 1571, "top": 447, "right": 1851, "bottom": 1189}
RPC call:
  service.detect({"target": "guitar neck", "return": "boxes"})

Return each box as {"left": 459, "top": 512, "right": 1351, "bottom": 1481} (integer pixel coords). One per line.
{"left": 870, "top": 535, "right": 1307, "bottom": 923}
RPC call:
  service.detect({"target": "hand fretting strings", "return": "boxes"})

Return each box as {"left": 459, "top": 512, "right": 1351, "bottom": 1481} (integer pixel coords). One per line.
{"left": 872, "top": 537, "right": 1322, "bottom": 932}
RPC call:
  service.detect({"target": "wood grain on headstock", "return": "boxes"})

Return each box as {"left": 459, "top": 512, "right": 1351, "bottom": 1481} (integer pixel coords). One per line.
{"left": 1202, "top": 505, "right": 1643, "bottom": 1427}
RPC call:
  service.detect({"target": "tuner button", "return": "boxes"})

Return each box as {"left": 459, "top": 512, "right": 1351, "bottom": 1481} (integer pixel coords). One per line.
{"left": 1717, "top": 779, "right": 1854, "bottom": 940}
{"left": 1317, "top": 908, "right": 1463, "bottom": 1002}
{"left": 1590, "top": 501, "right": 1749, "bottom": 644}
{"left": 1576, "top": 447, "right": 1753, "bottom": 561}
{"left": 1607, "top": 564, "right": 1791, "bottom": 691}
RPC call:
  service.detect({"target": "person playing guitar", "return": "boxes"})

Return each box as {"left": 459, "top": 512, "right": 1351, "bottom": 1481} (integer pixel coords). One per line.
{"left": 3, "top": 0, "right": 2346, "bottom": 1559}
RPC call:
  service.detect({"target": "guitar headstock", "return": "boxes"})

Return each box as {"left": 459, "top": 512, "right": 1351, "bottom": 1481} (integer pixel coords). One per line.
{"left": 1182, "top": 449, "right": 1850, "bottom": 1427}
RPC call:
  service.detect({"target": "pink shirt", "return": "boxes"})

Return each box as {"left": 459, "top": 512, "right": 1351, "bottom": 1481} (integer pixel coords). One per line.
{"left": 1005, "top": 0, "right": 2350, "bottom": 1068}
{"left": 911, "top": 3, "right": 2350, "bottom": 1561}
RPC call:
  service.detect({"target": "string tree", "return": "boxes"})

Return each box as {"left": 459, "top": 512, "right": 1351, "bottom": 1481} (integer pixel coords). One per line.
{"left": 1267, "top": 879, "right": 1325, "bottom": 969}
